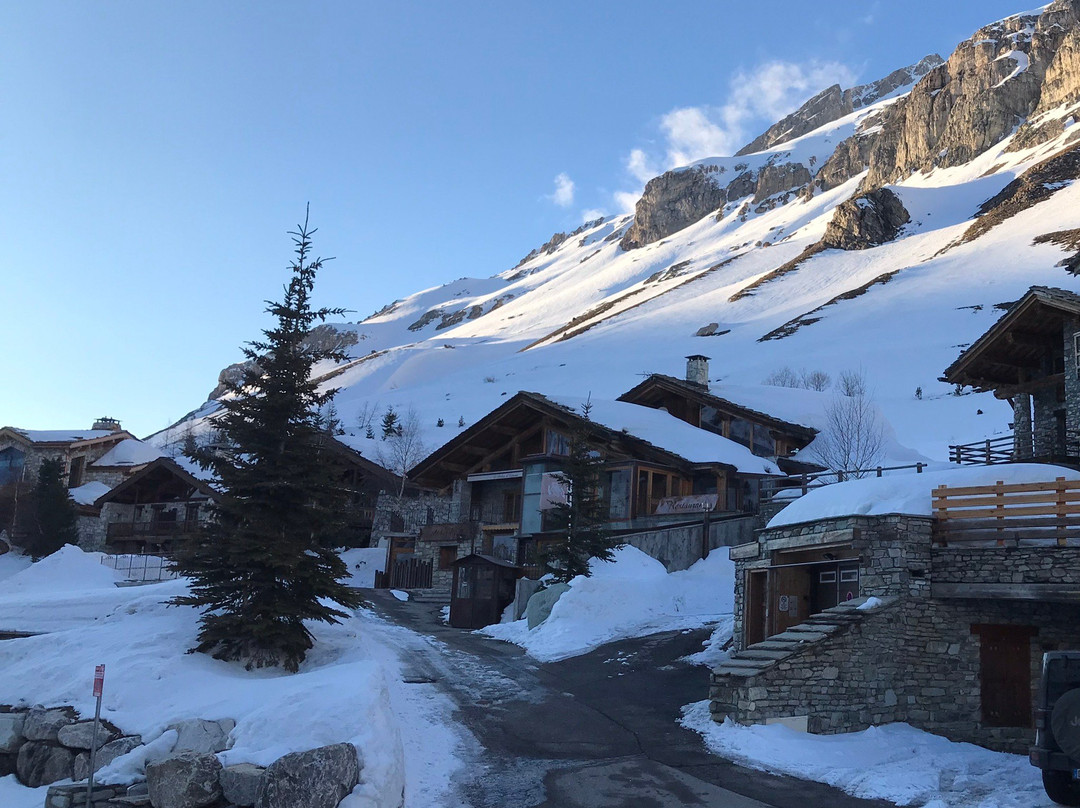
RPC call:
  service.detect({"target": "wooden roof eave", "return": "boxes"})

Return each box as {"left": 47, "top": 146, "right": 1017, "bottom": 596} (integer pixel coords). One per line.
{"left": 94, "top": 457, "right": 219, "bottom": 507}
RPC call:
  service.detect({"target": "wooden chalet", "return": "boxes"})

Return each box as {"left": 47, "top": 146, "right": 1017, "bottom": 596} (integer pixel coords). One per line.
{"left": 617, "top": 356, "right": 820, "bottom": 474}
{"left": 94, "top": 457, "right": 219, "bottom": 554}
{"left": 942, "top": 286, "right": 1080, "bottom": 464}
{"left": 407, "top": 390, "right": 781, "bottom": 579}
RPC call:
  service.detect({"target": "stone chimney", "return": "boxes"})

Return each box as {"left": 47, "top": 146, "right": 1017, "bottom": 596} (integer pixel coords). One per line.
{"left": 685, "top": 355, "right": 710, "bottom": 388}
{"left": 92, "top": 417, "right": 122, "bottom": 432}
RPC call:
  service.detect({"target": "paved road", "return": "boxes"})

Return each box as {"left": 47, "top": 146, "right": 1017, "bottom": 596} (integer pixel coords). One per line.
{"left": 367, "top": 591, "right": 895, "bottom": 808}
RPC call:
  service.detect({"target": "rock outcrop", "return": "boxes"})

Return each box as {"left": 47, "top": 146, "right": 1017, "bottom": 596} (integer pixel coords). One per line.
{"left": 738, "top": 55, "right": 943, "bottom": 155}
{"left": 821, "top": 188, "right": 911, "bottom": 250}
{"left": 865, "top": 2, "right": 1080, "bottom": 189}
{"left": 620, "top": 167, "right": 727, "bottom": 250}
{"left": 16, "top": 742, "right": 75, "bottom": 788}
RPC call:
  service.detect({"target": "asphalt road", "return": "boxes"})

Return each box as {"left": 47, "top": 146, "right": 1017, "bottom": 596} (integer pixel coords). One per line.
{"left": 368, "top": 591, "right": 895, "bottom": 808}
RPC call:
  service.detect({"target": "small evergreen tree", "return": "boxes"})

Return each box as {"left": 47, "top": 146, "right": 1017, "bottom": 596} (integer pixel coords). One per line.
{"left": 25, "top": 458, "right": 78, "bottom": 559}
{"left": 365, "top": 425, "right": 375, "bottom": 440}
{"left": 171, "top": 209, "right": 362, "bottom": 672}
{"left": 457, "top": 416, "right": 465, "bottom": 428}
{"left": 381, "top": 407, "right": 400, "bottom": 440}
{"left": 542, "top": 401, "right": 620, "bottom": 582}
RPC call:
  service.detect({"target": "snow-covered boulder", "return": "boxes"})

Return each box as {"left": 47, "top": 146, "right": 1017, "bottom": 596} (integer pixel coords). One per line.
{"left": 21, "top": 705, "right": 76, "bottom": 742}
{"left": 57, "top": 719, "right": 119, "bottom": 750}
{"left": 524, "top": 583, "right": 569, "bottom": 629}
{"left": 146, "top": 751, "right": 223, "bottom": 808}
{"left": 73, "top": 735, "right": 142, "bottom": 781}
{"left": 255, "top": 743, "right": 360, "bottom": 808}
{"left": 168, "top": 717, "right": 234, "bottom": 754}
{"left": 0, "top": 712, "right": 24, "bottom": 752}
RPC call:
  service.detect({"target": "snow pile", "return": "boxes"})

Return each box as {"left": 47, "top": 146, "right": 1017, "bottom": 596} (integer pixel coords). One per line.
{"left": 0, "top": 551, "right": 32, "bottom": 584}
{"left": 0, "top": 546, "right": 465, "bottom": 808}
{"left": 481, "top": 545, "right": 734, "bottom": 662}
{"left": 768, "top": 463, "right": 1080, "bottom": 528}
{"left": 69, "top": 480, "right": 113, "bottom": 505}
{"left": 338, "top": 547, "right": 386, "bottom": 588}
{"left": 91, "top": 438, "right": 165, "bottom": 468}
{"left": 681, "top": 702, "right": 1052, "bottom": 807}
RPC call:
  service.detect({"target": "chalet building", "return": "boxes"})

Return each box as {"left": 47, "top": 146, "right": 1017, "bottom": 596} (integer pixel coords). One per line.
{"left": 387, "top": 391, "right": 782, "bottom": 590}
{"left": 0, "top": 420, "right": 135, "bottom": 544}
{"left": 618, "top": 356, "right": 821, "bottom": 475}
{"left": 0, "top": 419, "right": 134, "bottom": 490}
{"left": 88, "top": 457, "right": 219, "bottom": 554}
{"left": 943, "top": 286, "right": 1080, "bottom": 464}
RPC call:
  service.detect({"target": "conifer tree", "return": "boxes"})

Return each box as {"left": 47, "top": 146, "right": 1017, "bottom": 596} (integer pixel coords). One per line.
{"left": 542, "top": 401, "right": 620, "bottom": 582}
{"left": 171, "top": 209, "right": 362, "bottom": 672}
{"left": 381, "top": 407, "right": 401, "bottom": 439}
{"left": 24, "top": 458, "right": 79, "bottom": 559}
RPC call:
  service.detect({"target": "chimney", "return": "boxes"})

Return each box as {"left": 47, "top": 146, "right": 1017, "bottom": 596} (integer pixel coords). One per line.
{"left": 685, "top": 355, "right": 710, "bottom": 388}
{"left": 92, "top": 417, "right": 122, "bottom": 433}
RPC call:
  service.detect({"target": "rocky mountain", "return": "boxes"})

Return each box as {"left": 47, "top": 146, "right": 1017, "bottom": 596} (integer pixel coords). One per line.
{"left": 179, "top": 2, "right": 1080, "bottom": 466}
{"left": 736, "top": 55, "right": 944, "bottom": 156}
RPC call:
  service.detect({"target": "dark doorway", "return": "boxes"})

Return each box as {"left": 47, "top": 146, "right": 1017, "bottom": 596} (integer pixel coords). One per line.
{"left": 974, "top": 624, "right": 1036, "bottom": 727}
{"left": 746, "top": 570, "right": 767, "bottom": 646}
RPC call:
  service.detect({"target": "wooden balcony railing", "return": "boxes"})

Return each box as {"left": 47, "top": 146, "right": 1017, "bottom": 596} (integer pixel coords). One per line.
{"left": 932, "top": 476, "right": 1080, "bottom": 546}
{"left": 948, "top": 435, "right": 1015, "bottom": 465}
{"left": 106, "top": 520, "right": 202, "bottom": 539}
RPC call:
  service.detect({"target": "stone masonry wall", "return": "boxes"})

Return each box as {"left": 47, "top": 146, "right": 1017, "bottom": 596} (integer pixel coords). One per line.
{"left": 731, "top": 514, "right": 933, "bottom": 652}
{"left": 711, "top": 596, "right": 1080, "bottom": 752}
{"left": 933, "top": 546, "right": 1080, "bottom": 585}
{"left": 1066, "top": 317, "right": 1080, "bottom": 443}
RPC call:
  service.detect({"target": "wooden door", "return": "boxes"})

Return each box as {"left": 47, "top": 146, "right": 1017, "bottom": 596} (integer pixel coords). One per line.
{"left": 975, "top": 624, "right": 1036, "bottom": 727}
{"left": 745, "top": 571, "right": 767, "bottom": 646}
{"left": 769, "top": 567, "right": 812, "bottom": 636}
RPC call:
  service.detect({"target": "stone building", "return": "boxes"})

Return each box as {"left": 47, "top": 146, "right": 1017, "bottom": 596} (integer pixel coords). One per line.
{"left": 943, "top": 286, "right": 1080, "bottom": 463}
{"left": 388, "top": 389, "right": 782, "bottom": 589}
{"left": 710, "top": 467, "right": 1080, "bottom": 753}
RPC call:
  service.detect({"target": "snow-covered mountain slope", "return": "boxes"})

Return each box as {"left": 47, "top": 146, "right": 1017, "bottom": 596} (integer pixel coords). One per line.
{"left": 175, "top": 2, "right": 1080, "bottom": 467}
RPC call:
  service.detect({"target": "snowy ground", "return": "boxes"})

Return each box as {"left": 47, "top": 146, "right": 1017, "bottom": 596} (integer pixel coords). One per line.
{"left": 481, "top": 546, "right": 735, "bottom": 662}
{"left": 681, "top": 702, "right": 1052, "bottom": 808}
{"left": 0, "top": 546, "right": 467, "bottom": 808}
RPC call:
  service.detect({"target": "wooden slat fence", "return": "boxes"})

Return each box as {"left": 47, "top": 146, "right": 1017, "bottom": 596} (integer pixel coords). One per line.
{"left": 947, "top": 434, "right": 1015, "bottom": 465}
{"left": 932, "top": 476, "right": 1080, "bottom": 547}
{"left": 375, "top": 558, "right": 433, "bottom": 590}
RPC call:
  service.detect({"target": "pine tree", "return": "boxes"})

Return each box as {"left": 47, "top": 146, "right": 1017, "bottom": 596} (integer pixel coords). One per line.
{"left": 171, "top": 209, "right": 362, "bottom": 672}
{"left": 25, "top": 458, "right": 79, "bottom": 559}
{"left": 542, "top": 401, "right": 620, "bottom": 583}
{"left": 381, "top": 407, "right": 400, "bottom": 439}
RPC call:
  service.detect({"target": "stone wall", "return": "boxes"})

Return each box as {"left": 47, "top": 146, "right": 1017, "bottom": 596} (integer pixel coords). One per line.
{"left": 932, "top": 546, "right": 1080, "bottom": 585}
{"left": 623, "top": 516, "right": 755, "bottom": 573}
{"left": 711, "top": 596, "right": 1080, "bottom": 752}
{"left": 730, "top": 514, "right": 933, "bottom": 652}
{"left": 1066, "top": 318, "right": 1080, "bottom": 443}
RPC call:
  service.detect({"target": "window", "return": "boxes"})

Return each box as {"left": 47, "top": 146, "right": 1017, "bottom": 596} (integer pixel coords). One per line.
{"left": 1075, "top": 333, "right": 1080, "bottom": 379}
{"left": 68, "top": 456, "right": 86, "bottom": 488}
{"left": 752, "top": 425, "right": 776, "bottom": 457}
{"left": 819, "top": 571, "right": 837, "bottom": 583}
{"left": 546, "top": 430, "right": 570, "bottom": 456}
{"left": 840, "top": 569, "right": 859, "bottom": 583}
{"left": 636, "top": 468, "right": 681, "bottom": 516}
{"left": 729, "top": 418, "right": 752, "bottom": 448}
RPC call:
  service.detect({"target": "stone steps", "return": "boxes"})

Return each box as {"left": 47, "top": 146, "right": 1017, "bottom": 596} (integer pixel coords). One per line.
{"left": 711, "top": 596, "right": 896, "bottom": 682}
{"left": 407, "top": 590, "right": 451, "bottom": 604}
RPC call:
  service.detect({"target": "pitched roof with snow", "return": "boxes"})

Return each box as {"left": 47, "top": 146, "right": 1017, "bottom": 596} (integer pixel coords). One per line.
{"left": 91, "top": 438, "right": 167, "bottom": 468}
{"left": 2, "top": 428, "right": 119, "bottom": 445}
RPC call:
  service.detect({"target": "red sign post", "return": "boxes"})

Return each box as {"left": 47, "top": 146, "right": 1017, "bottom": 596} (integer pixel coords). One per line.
{"left": 87, "top": 665, "right": 105, "bottom": 802}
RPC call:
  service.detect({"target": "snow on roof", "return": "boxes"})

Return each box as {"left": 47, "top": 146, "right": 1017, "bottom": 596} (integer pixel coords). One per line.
{"left": 544, "top": 395, "right": 781, "bottom": 476}
{"left": 171, "top": 454, "right": 216, "bottom": 484}
{"left": 69, "top": 481, "right": 113, "bottom": 506}
{"left": 767, "top": 463, "right": 1080, "bottom": 528}
{"left": 706, "top": 383, "right": 827, "bottom": 432}
{"left": 6, "top": 428, "right": 117, "bottom": 444}
{"left": 91, "top": 438, "right": 166, "bottom": 468}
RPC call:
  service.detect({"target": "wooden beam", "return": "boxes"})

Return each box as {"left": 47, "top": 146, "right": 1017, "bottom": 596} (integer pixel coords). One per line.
{"left": 989, "top": 373, "right": 1065, "bottom": 399}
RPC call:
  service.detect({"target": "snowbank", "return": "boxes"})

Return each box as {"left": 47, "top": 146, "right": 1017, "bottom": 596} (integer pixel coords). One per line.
{"left": 481, "top": 545, "right": 734, "bottom": 662}
{"left": 339, "top": 547, "right": 387, "bottom": 588}
{"left": 681, "top": 702, "right": 1052, "bottom": 807}
{"left": 0, "top": 550, "right": 33, "bottom": 584}
{"left": 767, "top": 463, "right": 1080, "bottom": 528}
{"left": 0, "top": 546, "right": 469, "bottom": 808}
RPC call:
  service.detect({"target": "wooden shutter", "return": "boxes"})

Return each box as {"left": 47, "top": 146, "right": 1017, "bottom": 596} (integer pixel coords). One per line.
{"left": 974, "top": 624, "right": 1036, "bottom": 728}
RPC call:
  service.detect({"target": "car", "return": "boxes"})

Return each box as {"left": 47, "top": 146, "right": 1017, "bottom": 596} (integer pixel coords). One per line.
{"left": 1032, "top": 652, "right": 1080, "bottom": 806}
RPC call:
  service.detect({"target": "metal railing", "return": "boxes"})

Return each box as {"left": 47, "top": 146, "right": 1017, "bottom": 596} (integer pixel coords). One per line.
{"left": 761, "top": 463, "right": 928, "bottom": 505}
{"left": 101, "top": 553, "right": 180, "bottom": 583}
{"left": 948, "top": 435, "right": 1015, "bottom": 466}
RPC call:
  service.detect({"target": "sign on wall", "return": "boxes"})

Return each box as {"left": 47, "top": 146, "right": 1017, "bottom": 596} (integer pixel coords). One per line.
{"left": 654, "top": 494, "right": 719, "bottom": 515}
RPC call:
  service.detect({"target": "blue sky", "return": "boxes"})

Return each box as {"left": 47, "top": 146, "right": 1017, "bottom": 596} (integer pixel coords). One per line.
{"left": 0, "top": 1, "right": 1030, "bottom": 436}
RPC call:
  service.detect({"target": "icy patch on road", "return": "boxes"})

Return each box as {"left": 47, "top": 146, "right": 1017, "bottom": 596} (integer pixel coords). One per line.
{"left": 680, "top": 701, "right": 1052, "bottom": 807}
{"left": 481, "top": 546, "right": 734, "bottom": 662}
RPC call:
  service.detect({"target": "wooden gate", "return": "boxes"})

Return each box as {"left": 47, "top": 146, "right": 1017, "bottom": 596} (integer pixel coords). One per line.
{"left": 974, "top": 624, "right": 1036, "bottom": 727}
{"left": 376, "top": 558, "right": 433, "bottom": 590}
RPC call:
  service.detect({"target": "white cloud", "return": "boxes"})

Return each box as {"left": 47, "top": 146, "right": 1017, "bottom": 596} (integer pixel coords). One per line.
{"left": 548, "top": 172, "right": 575, "bottom": 207}
{"left": 626, "top": 149, "right": 659, "bottom": 184}
{"left": 611, "top": 58, "right": 857, "bottom": 220}
{"left": 580, "top": 208, "right": 606, "bottom": 222}
{"left": 614, "top": 191, "right": 640, "bottom": 214}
